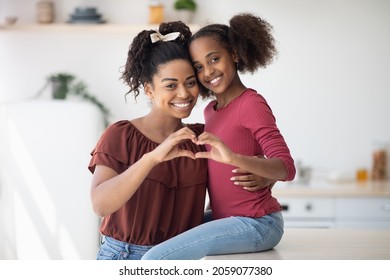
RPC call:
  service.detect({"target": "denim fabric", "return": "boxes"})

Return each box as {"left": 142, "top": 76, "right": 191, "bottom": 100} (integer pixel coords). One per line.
{"left": 97, "top": 236, "right": 153, "bottom": 260}
{"left": 141, "top": 211, "right": 284, "bottom": 260}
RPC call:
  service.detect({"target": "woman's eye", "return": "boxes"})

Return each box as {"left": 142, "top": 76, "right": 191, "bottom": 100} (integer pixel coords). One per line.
{"left": 166, "top": 83, "right": 176, "bottom": 89}
{"left": 186, "top": 80, "right": 197, "bottom": 87}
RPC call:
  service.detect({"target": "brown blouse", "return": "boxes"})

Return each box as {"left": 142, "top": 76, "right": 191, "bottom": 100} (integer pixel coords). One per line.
{"left": 88, "top": 121, "right": 207, "bottom": 245}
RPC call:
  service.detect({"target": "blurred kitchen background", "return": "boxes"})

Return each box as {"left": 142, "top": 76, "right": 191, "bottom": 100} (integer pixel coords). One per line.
{"left": 1, "top": 0, "right": 389, "bottom": 259}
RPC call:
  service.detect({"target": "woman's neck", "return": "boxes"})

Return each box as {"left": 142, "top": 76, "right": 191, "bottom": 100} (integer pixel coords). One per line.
{"left": 133, "top": 112, "right": 183, "bottom": 143}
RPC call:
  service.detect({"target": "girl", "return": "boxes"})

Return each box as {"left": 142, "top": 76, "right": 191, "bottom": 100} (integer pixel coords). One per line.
{"left": 142, "top": 13, "right": 296, "bottom": 260}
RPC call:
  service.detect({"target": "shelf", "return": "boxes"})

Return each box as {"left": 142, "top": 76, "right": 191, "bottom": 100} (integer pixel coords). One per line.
{"left": 0, "top": 23, "right": 201, "bottom": 33}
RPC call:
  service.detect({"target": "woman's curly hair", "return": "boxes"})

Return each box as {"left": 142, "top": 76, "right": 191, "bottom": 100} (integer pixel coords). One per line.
{"left": 121, "top": 21, "right": 192, "bottom": 100}
{"left": 190, "top": 13, "right": 277, "bottom": 98}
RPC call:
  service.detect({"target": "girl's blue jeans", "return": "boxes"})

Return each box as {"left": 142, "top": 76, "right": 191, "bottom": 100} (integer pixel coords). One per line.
{"left": 141, "top": 211, "right": 284, "bottom": 260}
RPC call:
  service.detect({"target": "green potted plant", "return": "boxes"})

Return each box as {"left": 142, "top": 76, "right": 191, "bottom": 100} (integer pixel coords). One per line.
{"left": 173, "top": 0, "right": 196, "bottom": 23}
{"left": 174, "top": 0, "right": 197, "bottom": 11}
{"left": 45, "top": 72, "right": 111, "bottom": 127}
{"left": 49, "top": 73, "right": 75, "bottom": 99}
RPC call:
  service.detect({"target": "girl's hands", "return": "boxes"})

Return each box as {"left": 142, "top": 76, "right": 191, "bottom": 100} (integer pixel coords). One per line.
{"left": 194, "top": 132, "right": 234, "bottom": 164}
{"left": 194, "top": 132, "right": 277, "bottom": 192}
{"left": 151, "top": 126, "right": 198, "bottom": 164}
{"left": 231, "top": 168, "right": 276, "bottom": 192}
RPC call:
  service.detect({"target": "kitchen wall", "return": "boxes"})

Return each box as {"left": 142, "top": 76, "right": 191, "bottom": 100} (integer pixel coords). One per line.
{"left": 1, "top": 0, "right": 389, "bottom": 177}
{"left": 1, "top": 0, "right": 390, "bottom": 258}
{"left": 1, "top": 0, "right": 389, "bottom": 175}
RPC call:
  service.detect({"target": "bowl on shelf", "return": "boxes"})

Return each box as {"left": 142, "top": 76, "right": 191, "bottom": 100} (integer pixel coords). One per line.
{"left": 5, "top": 16, "right": 18, "bottom": 25}
{"left": 67, "top": 7, "right": 106, "bottom": 24}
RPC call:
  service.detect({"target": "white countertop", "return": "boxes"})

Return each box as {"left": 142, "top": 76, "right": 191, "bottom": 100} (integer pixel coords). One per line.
{"left": 273, "top": 180, "right": 390, "bottom": 198}
{"left": 205, "top": 228, "right": 390, "bottom": 260}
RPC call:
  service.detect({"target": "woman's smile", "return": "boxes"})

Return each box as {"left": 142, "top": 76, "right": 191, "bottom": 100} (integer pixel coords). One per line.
{"left": 170, "top": 100, "right": 193, "bottom": 110}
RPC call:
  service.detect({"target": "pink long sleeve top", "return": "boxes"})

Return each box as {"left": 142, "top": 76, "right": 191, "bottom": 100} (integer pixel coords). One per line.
{"left": 204, "top": 88, "right": 295, "bottom": 219}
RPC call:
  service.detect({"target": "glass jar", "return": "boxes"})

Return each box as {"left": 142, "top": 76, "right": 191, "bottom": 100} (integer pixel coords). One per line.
{"left": 37, "top": 1, "right": 55, "bottom": 24}
{"left": 356, "top": 168, "right": 369, "bottom": 182}
{"left": 371, "top": 141, "right": 388, "bottom": 180}
{"left": 149, "top": 1, "right": 164, "bottom": 24}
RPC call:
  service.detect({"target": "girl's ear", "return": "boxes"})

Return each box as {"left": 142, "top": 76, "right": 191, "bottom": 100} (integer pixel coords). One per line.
{"left": 232, "top": 49, "right": 239, "bottom": 63}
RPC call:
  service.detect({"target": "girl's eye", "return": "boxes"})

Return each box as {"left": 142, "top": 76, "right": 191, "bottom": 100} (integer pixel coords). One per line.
{"left": 194, "top": 65, "right": 202, "bottom": 73}
{"left": 210, "top": 57, "right": 219, "bottom": 63}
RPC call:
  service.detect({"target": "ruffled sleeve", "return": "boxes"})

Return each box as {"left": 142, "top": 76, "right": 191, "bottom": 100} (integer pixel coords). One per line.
{"left": 88, "top": 120, "right": 132, "bottom": 174}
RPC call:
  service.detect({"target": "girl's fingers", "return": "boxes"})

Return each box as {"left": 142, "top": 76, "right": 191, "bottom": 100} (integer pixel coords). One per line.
{"left": 231, "top": 180, "right": 257, "bottom": 187}
{"left": 196, "top": 132, "right": 217, "bottom": 144}
{"left": 232, "top": 168, "right": 249, "bottom": 174}
{"left": 231, "top": 175, "right": 252, "bottom": 181}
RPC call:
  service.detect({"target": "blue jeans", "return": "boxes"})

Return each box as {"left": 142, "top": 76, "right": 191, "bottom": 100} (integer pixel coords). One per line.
{"left": 141, "top": 211, "right": 284, "bottom": 260}
{"left": 97, "top": 236, "right": 153, "bottom": 260}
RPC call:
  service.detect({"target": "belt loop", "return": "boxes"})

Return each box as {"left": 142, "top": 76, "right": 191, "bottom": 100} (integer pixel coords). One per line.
{"left": 125, "top": 243, "right": 131, "bottom": 253}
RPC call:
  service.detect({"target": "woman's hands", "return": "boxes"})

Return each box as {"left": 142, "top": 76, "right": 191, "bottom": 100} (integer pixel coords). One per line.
{"left": 150, "top": 126, "right": 198, "bottom": 164}
{"left": 91, "top": 126, "right": 199, "bottom": 217}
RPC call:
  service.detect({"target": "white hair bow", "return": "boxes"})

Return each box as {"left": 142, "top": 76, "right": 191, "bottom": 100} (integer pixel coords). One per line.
{"left": 150, "top": 31, "right": 180, "bottom": 43}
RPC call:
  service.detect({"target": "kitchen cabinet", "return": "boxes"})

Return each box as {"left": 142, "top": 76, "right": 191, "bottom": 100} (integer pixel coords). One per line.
{"left": 278, "top": 197, "right": 335, "bottom": 228}
{"left": 335, "top": 198, "right": 390, "bottom": 228}
{"left": 274, "top": 181, "right": 390, "bottom": 229}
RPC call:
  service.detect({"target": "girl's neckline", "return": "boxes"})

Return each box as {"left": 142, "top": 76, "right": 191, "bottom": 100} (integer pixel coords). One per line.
{"left": 213, "top": 88, "right": 250, "bottom": 111}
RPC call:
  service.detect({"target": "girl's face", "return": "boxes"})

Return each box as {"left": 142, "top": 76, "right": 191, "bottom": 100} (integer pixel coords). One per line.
{"left": 189, "top": 36, "right": 238, "bottom": 95}
{"left": 145, "top": 59, "right": 199, "bottom": 119}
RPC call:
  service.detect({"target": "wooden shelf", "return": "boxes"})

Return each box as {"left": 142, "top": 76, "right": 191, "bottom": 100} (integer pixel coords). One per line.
{"left": 0, "top": 23, "right": 200, "bottom": 33}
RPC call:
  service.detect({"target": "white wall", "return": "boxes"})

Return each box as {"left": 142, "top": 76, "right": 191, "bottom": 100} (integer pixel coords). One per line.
{"left": 1, "top": 0, "right": 390, "bottom": 257}
{"left": 0, "top": 101, "right": 104, "bottom": 259}
{"left": 2, "top": 0, "right": 388, "bottom": 176}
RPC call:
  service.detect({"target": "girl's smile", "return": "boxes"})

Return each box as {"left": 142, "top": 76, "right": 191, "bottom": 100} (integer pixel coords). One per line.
{"left": 208, "top": 76, "right": 222, "bottom": 87}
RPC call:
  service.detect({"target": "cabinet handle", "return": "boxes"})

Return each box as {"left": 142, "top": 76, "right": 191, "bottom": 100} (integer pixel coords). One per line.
{"left": 305, "top": 204, "right": 312, "bottom": 211}
{"left": 281, "top": 204, "right": 289, "bottom": 211}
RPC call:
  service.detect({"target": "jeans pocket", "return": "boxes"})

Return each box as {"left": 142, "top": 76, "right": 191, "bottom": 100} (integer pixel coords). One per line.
{"left": 97, "top": 239, "right": 120, "bottom": 260}
{"left": 97, "top": 247, "right": 118, "bottom": 260}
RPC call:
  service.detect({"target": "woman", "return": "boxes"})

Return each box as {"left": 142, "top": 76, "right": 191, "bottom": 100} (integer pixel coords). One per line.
{"left": 88, "top": 21, "right": 207, "bottom": 260}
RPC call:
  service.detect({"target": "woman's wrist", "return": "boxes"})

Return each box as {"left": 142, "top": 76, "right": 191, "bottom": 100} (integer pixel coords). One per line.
{"left": 141, "top": 151, "right": 160, "bottom": 166}
{"left": 229, "top": 152, "right": 241, "bottom": 165}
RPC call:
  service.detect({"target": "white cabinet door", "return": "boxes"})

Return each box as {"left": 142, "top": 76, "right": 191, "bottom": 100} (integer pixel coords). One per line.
{"left": 335, "top": 198, "right": 390, "bottom": 229}
{"left": 278, "top": 198, "right": 335, "bottom": 228}
{"left": 279, "top": 198, "right": 334, "bottom": 218}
